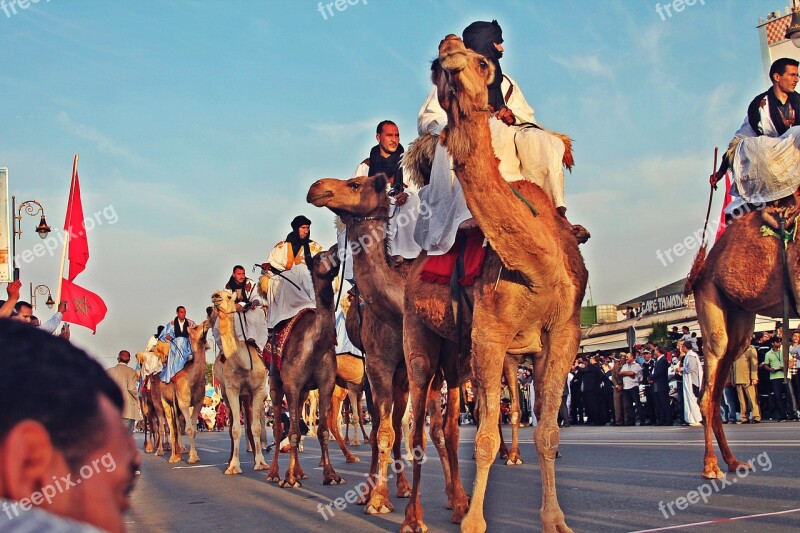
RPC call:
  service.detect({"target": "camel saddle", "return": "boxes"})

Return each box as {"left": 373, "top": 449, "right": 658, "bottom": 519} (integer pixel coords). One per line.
{"left": 420, "top": 227, "right": 486, "bottom": 286}
{"left": 263, "top": 308, "right": 315, "bottom": 374}
{"left": 759, "top": 187, "right": 800, "bottom": 236}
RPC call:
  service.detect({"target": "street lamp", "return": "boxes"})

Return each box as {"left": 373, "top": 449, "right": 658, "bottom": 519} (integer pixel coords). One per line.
{"left": 10, "top": 196, "right": 51, "bottom": 280}
{"left": 785, "top": 0, "right": 800, "bottom": 47}
{"left": 30, "top": 284, "right": 54, "bottom": 310}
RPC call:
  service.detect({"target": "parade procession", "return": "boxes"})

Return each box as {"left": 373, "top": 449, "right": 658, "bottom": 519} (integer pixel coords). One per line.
{"left": 3, "top": 2, "right": 800, "bottom": 533}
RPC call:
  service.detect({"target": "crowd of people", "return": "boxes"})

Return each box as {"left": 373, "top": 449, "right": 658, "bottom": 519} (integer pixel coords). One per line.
{"left": 493, "top": 326, "right": 800, "bottom": 429}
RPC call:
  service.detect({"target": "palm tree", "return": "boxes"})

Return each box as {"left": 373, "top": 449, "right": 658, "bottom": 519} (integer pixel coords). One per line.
{"left": 647, "top": 321, "right": 669, "bottom": 347}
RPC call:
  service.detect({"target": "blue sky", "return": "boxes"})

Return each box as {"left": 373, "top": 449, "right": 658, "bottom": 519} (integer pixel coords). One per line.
{"left": 1, "top": 0, "right": 781, "bottom": 365}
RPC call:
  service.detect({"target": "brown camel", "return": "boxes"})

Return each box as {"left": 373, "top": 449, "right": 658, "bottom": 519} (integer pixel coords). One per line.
{"left": 397, "top": 36, "right": 588, "bottom": 533}
{"left": 211, "top": 290, "right": 270, "bottom": 475}
{"left": 687, "top": 186, "right": 800, "bottom": 478}
{"left": 160, "top": 321, "right": 209, "bottom": 464}
{"left": 263, "top": 246, "right": 345, "bottom": 487}
{"left": 308, "top": 186, "right": 456, "bottom": 516}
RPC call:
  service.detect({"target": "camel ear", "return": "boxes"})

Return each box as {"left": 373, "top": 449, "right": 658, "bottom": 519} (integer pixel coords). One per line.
{"left": 373, "top": 173, "right": 387, "bottom": 192}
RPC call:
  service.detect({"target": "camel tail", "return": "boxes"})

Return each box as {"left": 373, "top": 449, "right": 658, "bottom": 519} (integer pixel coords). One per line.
{"left": 548, "top": 131, "right": 574, "bottom": 172}
{"left": 684, "top": 245, "right": 706, "bottom": 295}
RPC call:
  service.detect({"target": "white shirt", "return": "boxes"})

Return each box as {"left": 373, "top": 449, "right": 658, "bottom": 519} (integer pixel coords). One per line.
{"left": 621, "top": 362, "right": 642, "bottom": 390}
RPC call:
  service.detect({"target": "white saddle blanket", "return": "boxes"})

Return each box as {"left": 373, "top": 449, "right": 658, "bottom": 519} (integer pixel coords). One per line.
{"left": 733, "top": 125, "right": 800, "bottom": 204}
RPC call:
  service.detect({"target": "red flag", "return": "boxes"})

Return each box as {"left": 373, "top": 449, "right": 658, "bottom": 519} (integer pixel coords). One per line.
{"left": 64, "top": 165, "right": 88, "bottom": 281}
{"left": 714, "top": 171, "right": 732, "bottom": 242}
{"left": 60, "top": 278, "right": 107, "bottom": 334}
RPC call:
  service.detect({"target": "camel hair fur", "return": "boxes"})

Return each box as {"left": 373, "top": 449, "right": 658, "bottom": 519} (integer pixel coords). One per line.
{"left": 159, "top": 321, "right": 209, "bottom": 464}
{"left": 260, "top": 245, "right": 346, "bottom": 487}
{"left": 308, "top": 176, "right": 461, "bottom": 519}
{"left": 211, "top": 289, "right": 270, "bottom": 475}
{"left": 399, "top": 35, "right": 588, "bottom": 533}
{"left": 686, "top": 184, "right": 800, "bottom": 479}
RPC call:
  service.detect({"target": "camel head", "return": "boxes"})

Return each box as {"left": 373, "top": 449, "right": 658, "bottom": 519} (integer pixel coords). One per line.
{"left": 188, "top": 320, "right": 209, "bottom": 359}
{"left": 311, "top": 245, "right": 340, "bottom": 311}
{"left": 211, "top": 289, "right": 236, "bottom": 317}
{"left": 307, "top": 174, "right": 390, "bottom": 222}
{"left": 433, "top": 34, "right": 494, "bottom": 124}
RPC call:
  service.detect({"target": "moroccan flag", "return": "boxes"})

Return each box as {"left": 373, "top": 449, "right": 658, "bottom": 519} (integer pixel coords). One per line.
{"left": 65, "top": 164, "right": 88, "bottom": 281}
{"left": 714, "top": 171, "right": 732, "bottom": 242}
{"left": 60, "top": 278, "right": 107, "bottom": 334}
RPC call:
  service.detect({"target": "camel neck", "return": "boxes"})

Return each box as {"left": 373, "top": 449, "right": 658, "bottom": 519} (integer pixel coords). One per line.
{"left": 345, "top": 218, "right": 404, "bottom": 319}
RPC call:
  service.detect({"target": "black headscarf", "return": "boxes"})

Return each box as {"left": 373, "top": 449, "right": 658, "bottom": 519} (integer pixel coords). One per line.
{"left": 368, "top": 143, "right": 405, "bottom": 193}
{"left": 463, "top": 20, "right": 505, "bottom": 112}
{"left": 284, "top": 215, "right": 313, "bottom": 268}
{"left": 225, "top": 276, "right": 250, "bottom": 305}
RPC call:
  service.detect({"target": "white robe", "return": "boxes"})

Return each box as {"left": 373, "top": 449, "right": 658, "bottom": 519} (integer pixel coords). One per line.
{"left": 226, "top": 277, "right": 269, "bottom": 349}
{"left": 264, "top": 240, "right": 322, "bottom": 329}
{"left": 682, "top": 350, "right": 704, "bottom": 425}
{"left": 335, "top": 310, "right": 362, "bottom": 357}
{"left": 726, "top": 95, "right": 800, "bottom": 214}
{"left": 414, "top": 76, "right": 566, "bottom": 255}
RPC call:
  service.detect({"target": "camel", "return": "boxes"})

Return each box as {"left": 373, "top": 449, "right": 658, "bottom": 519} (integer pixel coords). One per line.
{"left": 396, "top": 36, "right": 588, "bottom": 532}
{"left": 160, "top": 321, "right": 209, "bottom": 464}
{"left": 308, "top": 187, "right": 456, "bottom": 516}
{"left": 687, "top": 183, "right": 800, "bottom": 478}
{"left": 330, "top": 353, "right": 369, "bottom": 454}
{"left": 262, "top": 245, "right": 345, "bottom": 487}
{"left": 211, "top": 290, "right": 270, "bottom": 475}
{"left": 136, "top": 349, "right": 169, "bottom": 456}
{"left": 303, "top": 389, "right": 319, "bottom": 435}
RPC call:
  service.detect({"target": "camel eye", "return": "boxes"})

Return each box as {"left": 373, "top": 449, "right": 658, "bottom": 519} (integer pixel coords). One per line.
{"left": 479, "top": 59, "right": 488, "bottom": 70}
{"left": 348, "top": 181, "right": 361, "bottom": 190}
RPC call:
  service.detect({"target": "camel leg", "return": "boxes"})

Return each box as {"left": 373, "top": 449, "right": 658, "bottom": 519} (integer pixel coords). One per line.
{"left": 425, "top": 373, "right": 453, "bottom": 510}
{"left": 529, "top": 332, "right": 574, "bottom": 533}
{"left": 224, "top": 390, "right": 244, "bottom": 475}
{"left": 349, "top": 389, "right": 362, "bottom": 446}
{"left": 403, "top": 397, "right": 414, "bottom": 461}
{"left": 329, "top": 385, "right": 359, "bottom": 463}
{"left": 460, "top": 331, "right": 506, "bottom": 533}
{"left": 391, "top": 369, "right": 412, "bottom": 499}
{"left": 280, "top": 389, "right": 302, "bottom": 488}
{"left": 267, "top": 381, "right": 284, "bottom": 482}
{"left": 442, "top": 359, "right": 469, "bottom": 523}
{"left": 163, "top": 398, "right": 183, "bottom": 464}
{"left": 250, "top": 388, "right": 269, "bottom": 471}
{"left": 318, "top": 364, "right": 345, "bottom": 486}
{"left": 503, "top": 355, "right": 524, "bottom": 465}
{"left": 400, "top": 322, "right": 438, "bottom": 533}
{"left": 292, "top": 390, "right": 308, "bottom": 480}
{"left": 176, "top": 381, "right": 201, "bottom": 464}
{"left": 357, "top": 389, "right": 370, "bottom": 444}
{"left": 363, "top": 362, "right": 397, "bottom": 514}
{"left": 343, "top": 396, "right": 352, "bottom": 445}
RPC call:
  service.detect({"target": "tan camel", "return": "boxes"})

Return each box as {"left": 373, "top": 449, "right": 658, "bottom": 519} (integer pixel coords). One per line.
{"left": 330, "top": 353, "right": 369, "bottom": 455}
{"left": 308, "top": 185, "right": 456, "bottom": 516}
{"left": 303, "top": 389, "right": 319, "bottom": 436}
{"left": 262, "top": 246, "right": 345, "bottom": 487}
{"left": 136, "top": 350, "right": 169, "bottom": 456}
{"left": 687, "top": 186, "right": 800, "bottom": 478}
{"left": 160, "top": 321, "right": 209, "bottom": 464}
{"left": 397, "top": 36, "right": 588, "bottom": 533}
{"left": 211, "top": 290, "right": 270, "bottom": 474}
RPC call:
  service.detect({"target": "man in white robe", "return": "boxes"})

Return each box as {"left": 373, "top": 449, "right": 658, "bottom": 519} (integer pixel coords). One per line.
{"left": 264, "top": 216, "right": 322, "bottom": 329}
{"left": 679, "top": 340, "right": 704, "bottom": 426}
{"left": 711, "top": 57, "right": 800, "bottom": 214}
{"left": 224, "top": 264, "right": 269, "bottom": 349}
{"left": 415, "top": 20, "right": 569, "bottom": 255}
{"left": 337, "top": 120, "right": 424, "bottom": 282}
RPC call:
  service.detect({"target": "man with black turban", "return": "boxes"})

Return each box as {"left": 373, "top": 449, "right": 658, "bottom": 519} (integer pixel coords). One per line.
{"left": 416, "top": 20, "right": 575, "bottom": 256}
{"left": 263, "top": 215, "right": 323, "bottom": 329}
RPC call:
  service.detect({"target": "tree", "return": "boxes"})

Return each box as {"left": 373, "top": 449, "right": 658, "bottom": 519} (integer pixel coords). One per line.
{"left": 647, "top": 321, "right": 669, "bottom": 348}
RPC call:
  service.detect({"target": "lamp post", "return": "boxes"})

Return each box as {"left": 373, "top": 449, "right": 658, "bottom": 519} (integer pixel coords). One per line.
{"left": 785, "top": 0, "right": 800, "bottom": 46}
{"left": 10, "top": 196, "right": 51, "bottom": 279}
{"left": 30, "top": 283, "right": 54, "bottom": 310}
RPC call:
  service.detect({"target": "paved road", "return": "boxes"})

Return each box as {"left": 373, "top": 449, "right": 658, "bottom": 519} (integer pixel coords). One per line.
{"left": 127, "top": 422, "right": 800, "bottom": 532}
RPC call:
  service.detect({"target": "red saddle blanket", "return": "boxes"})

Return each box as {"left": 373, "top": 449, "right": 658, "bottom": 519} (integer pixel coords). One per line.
{"left": 263, "top": 308, "right": 315, "bottom": 372}
{"left": 420, "top": 227, "right": 486, "bottom": 286}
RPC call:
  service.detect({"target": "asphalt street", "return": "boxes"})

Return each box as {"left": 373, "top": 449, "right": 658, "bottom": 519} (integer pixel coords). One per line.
{"left": 127, "top": 422, "right": 800, "bottom": 532}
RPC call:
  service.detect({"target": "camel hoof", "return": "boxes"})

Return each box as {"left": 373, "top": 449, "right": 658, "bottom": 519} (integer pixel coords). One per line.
{"left": 266, "top": 475, "right": 281, "bottom": 483}
{"left": 397, "top": 489, "right": 411, "bottom": 499}
{"left": 400, "top": 520, "right": 428, "bottom": 533}
{"left": 168, "top": 455, "right": 182, "bottom": 464}
{"left": 365, "top": 504, "right": 392, "bottom": 515}
{"left": 346, "top": 455, "right": 360, "bottom": 463}
{"left": 144, "top": 444, "right": 154, "bottom": 453}
{"left": 701, "top": 467, "right": 725, "bottom": 479}
{"left": 728, "top": 460, "right": 752, "bottom": 473}
{"left": 324, "top": 476, "right": 345, "bottom": 485}
{"left": 155, "top": 450, "right": 165, "bottom": 457}
{"left": 254, "top": 463, "right": 269, "bottom": 471}
{"left": 187, "top": 455, "right": 200, "bottom": 465}
{"left": 224, "top": 466, "right": 242, "bottom": 475}
{"left": 505, "top": 457, "right": 524, "bottom": 466}
{"left": 279, "top": 478, "right": 301, "bottom": 488}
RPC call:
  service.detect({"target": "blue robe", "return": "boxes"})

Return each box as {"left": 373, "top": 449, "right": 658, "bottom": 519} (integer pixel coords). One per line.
{"left": 158, "top": 318, "right": 195, "bottom": 382}
{"left": 335, "top": 310, "right": 362, "bottom": 357}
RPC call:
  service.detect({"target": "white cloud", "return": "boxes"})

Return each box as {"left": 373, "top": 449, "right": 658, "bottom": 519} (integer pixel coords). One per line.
{"left": 550, "top": 54, "right": 614, "bottom": 78}
{"left": 56, "top": 112, "right": 143, "bottom": 165}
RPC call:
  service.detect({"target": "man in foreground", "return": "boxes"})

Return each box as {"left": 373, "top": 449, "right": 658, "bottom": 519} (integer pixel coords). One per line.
{"left": 0, "top": 320, "right": 140, "bottom": 532}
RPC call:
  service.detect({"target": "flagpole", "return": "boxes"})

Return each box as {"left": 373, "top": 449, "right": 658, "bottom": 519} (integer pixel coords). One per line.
{"left": 56, "top": 155, "right": 78, "bottom": 305}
